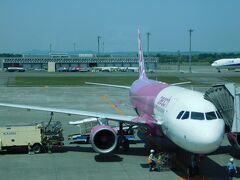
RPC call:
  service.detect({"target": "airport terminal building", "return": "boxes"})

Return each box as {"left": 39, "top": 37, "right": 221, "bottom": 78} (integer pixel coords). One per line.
{"left": 0, "top": 55, "right": 158, "bottom": 72}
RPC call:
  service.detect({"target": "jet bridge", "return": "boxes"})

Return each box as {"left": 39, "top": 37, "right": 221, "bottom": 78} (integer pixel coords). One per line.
{"left": 204, "top": 83, "right": 240, "bottom": 132}
{"left": 204, "top": 83, "right": 240, "bottom": 151}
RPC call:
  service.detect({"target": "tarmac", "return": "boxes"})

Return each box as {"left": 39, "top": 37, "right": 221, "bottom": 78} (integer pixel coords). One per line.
{"left": 0, "top": 66, "right": 240, "bottom": 180}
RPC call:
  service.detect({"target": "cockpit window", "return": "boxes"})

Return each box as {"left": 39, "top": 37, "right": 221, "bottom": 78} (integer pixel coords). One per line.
{"left": 191, "top": 112, "right": 205, "bottom": 120}
{"left": 176, "top": 111, "right": 184, "bottom": 119}
{"left": 216, "top": 111, "right": 223, "bottom": 119}
{"left": 205, "top": 111, "right": 217, "bottom": 120}
{"left": 181, "top": 111, "right": 189, "bottom": 119}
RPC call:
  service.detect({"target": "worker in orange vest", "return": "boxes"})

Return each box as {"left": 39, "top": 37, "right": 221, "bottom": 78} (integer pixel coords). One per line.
{"left": 148, "top": 149, "right": 156, "bottom": 171}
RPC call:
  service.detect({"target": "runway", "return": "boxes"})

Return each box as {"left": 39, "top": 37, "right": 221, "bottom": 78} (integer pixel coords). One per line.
{"left": 0, "top": 68, "right": 239, "bottom": 179}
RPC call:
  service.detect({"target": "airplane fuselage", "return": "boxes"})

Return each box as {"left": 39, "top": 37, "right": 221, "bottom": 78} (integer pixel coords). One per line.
{"left": 130, "top": 78, "right": 225, "bottom": 154}
{"left": 212, "top": 58, "right": 240, "bottom": 69}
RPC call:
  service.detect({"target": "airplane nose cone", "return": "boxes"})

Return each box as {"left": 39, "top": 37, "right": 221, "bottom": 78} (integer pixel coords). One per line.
{"left": 201, "top": 129, "right": 223, "bottom": 151}
{"left": 186, "top": 120, "right": 224, "bottom": 154}
{"left": 211, "top": 62, "right": 216, "bottom": 67}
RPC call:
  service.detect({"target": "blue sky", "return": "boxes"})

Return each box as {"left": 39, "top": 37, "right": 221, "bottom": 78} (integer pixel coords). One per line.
{"left": 0, "top": 0, "right": 240, "bottom": 53}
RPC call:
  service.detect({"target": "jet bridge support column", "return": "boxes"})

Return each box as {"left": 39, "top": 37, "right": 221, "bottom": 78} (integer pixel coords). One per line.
{"left": 224, "top": 84, "right": 240, "bottom": 132}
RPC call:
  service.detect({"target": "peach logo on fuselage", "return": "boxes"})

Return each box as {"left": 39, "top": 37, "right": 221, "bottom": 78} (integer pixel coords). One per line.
{"left": 157, "top": 96, "right": 171, "bottom": 108}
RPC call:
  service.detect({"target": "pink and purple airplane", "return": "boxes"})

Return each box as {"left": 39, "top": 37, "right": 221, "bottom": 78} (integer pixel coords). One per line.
{"left": 0, "top": 30, "right": 225, "bottom": 157}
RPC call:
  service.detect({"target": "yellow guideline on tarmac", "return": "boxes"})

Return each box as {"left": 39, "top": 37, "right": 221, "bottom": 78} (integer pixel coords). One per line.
{"left": 99, "top": 95, "right": 125, "bottom": 115}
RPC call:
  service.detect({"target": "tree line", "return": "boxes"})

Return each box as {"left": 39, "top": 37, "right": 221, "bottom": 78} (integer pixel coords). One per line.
{"left": 155, "top": 52, "right": 240, "bottom": 64}
{"left": 0, "top": 53, "right": 22, "bottom": 57}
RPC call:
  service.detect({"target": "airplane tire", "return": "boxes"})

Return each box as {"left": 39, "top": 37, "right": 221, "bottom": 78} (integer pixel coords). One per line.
{"left": 123, "top": 139, "right": 129, "bottom": 151}
{"left": 187, "top": 166, "right": 193, "bottom": 177}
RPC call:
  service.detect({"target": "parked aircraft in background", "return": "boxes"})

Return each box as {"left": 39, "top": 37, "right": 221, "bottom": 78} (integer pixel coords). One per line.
{"left": 6, "top": 67, "right": 25, "bottom": 72}
{"left": 127, "top": 67, "right": 138, "bottom": 72}
{"left": 92, "top": 66, "right": 138, "bottom": 72}
{"left": 0, "top": 30, "right": 226, "bottom": 175}
{"left": 57, "top": 66, "right": 90, "bottom": 72}
{"left": 211, "top": 58, "right": 240, "bottom": 72}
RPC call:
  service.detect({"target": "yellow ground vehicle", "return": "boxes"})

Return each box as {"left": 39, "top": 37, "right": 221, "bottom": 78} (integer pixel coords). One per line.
{"left": 0, "top": 121, "right": 64, "bottom": 153}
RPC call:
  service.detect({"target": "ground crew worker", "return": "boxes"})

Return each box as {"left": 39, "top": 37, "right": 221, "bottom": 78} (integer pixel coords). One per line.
{"left": 227, "top": 158, "right": 237, "bottom": 180}
{"left": 148, "top": 149, "right": 156, "bottom": 171}
{"left": 156, "top": 153, "right": 162, "bottom": 171}
{"left": 28, "top": 143, "right": 32, "bottom": 155}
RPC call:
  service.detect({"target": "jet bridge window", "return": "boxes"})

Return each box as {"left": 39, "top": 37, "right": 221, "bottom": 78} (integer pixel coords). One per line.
{"left": 205, "top": 111, "right": 217, "bottom": 120}
{"left": 181, "top": 111, "right": 189, "bottom": 120}
{"left": 191, "top": 112, "right": 205, "bottom": 120}
{"left": 176, "top": 111, "right": 184, "bottom": 119}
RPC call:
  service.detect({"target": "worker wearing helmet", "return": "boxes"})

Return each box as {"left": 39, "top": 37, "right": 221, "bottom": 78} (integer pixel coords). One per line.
{"left": 148, "top": 149, "right": 156, "bottom": 171}
{"left": 227, "top": 157, "right": 237, "bottom": 180}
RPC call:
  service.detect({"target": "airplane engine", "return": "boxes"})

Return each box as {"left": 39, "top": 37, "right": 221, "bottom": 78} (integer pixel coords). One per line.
{"left": 90, "top": 125, "right": 118, "bottom": 154}
{"left": 227, "top": 132, "right": 240, "bottom": 151}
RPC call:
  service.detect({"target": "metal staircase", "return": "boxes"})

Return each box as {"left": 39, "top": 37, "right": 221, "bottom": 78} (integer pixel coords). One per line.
{"left": 204, "top": 83, "right": 240, "bottom": 132}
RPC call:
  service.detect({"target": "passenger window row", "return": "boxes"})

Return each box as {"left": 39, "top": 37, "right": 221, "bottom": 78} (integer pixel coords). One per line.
{"left": 176, "top": 110, "right": 223, "bottom": 120}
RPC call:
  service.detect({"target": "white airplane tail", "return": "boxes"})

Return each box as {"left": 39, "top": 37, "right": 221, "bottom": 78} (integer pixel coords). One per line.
{"left": 138, "top": 29, "right": 148, "bottom": 79}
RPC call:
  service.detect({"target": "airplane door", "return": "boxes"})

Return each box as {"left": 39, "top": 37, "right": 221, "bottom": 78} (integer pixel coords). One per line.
{"left": 163, "top": 97, "right": 178, "bottom": 136}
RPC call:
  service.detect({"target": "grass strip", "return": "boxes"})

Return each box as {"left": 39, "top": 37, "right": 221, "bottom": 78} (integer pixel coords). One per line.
{"left": 10, "top": 76, "right": 182, "bottom": 87}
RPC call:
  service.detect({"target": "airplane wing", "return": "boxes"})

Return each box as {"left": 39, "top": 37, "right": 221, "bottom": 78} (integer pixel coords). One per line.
{"left": 171, "top": 81, "right": 191, "bottom": 86}
{"left": 86, "top": 81, "right": 191, "bottom": 88}
{"left": 85, "top": 82, "right": 130, "bottom": 89}
{"left": 0, "top": 102, "right": 160, "bottom": 126}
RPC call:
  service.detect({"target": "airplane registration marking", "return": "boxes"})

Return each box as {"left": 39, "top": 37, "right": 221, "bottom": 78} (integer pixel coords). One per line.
{"left": 2, "top": 132, "right": 16, "bottom": 135}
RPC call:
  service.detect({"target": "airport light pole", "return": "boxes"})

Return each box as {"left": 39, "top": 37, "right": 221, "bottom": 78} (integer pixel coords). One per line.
{"left": 147, "top": 32, "right": 151, "bottom": 57}
{"left": 102, "top": 42, "right": 104, "bottom": 53}
{"left": 177, "top": 50, "right": 181, "bottom": 72}
{"left": 73, "top": 42, "right": 76, "bottom": 52}
{"left": 97, "top": 36, "right": 101, "bottom": 55}
{"left": 188, "top": 29, "right": 194, "bottom": 73}
{"left": 49, "top": 43, "right": 52, "bottom": 55}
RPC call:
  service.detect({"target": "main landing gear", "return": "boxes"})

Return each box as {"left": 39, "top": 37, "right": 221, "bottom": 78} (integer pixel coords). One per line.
{"left": 116, "top": 122, "right": 130, "bottom": 152}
